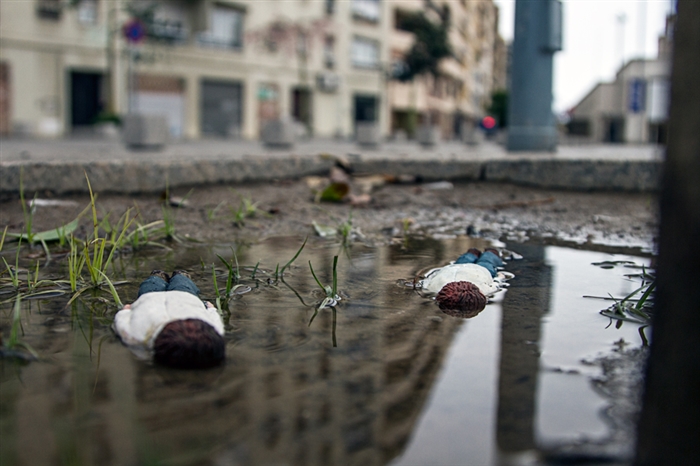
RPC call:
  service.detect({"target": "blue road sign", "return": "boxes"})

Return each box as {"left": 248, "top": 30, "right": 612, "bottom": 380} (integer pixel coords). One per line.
{"left": 629, "top": 79, "right": 646, "bottom": 113}
{"left": 123, "top": 19, "right": 146, "bottom": 44}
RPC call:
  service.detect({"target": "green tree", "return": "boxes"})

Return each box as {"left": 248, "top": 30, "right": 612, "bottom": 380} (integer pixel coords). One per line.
{"left": 393, "top": 2, "right": 452, "bottom": 82}
{"left": 487, "top": 90, "right": 508, "bottom": 128}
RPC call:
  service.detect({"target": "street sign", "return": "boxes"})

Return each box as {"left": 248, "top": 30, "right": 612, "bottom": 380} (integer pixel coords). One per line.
{"left": 628, "top": 79, "right": 646, "bottom": 114}
{"left": 123, "top": 19, "right": 146, "bottom": 44}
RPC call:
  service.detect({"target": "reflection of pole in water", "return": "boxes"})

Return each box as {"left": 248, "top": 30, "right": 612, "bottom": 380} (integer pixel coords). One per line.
{"left": 496, "top": 244, "right": 552, "bottom": 460}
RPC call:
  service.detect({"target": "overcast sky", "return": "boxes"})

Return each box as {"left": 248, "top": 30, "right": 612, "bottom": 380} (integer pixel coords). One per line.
{"left": 493, "top": 0, "right": 674, "bottom": 112}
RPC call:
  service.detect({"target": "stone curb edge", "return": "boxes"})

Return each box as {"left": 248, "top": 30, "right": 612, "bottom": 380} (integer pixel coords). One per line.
{"left": 0, "top": 157, "right": 661, "bottom": 195}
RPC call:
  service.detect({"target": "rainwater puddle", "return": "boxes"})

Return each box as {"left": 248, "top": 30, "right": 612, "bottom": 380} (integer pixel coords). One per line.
{"left": 0, "top": 237, "right": 650, "bottom": 465}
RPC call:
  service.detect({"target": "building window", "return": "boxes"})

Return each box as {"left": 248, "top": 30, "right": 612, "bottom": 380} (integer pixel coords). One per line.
{"left": 352, "top": 0, "right": 380, "bottom": 23}
{"left": 198, "top": 6, "right": 244, "bottom": 50}
{"left": 325, "top": 0, "right": 335, "bottom": 16}
{"left": 351, "top": 36, "right": 379, "bottom": 69}
{"left": 324, "top": 35, "right": 335, "bottom": 69}
{"left": 36, "top": 0, "right": 62, "bottom": 20}
{"left": 77, "top": 0, "right": 97, "bottom": 25}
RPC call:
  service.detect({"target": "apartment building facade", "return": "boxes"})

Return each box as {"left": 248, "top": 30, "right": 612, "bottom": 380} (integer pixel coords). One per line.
{"left": 567, "top": 15, "right": 674, "bottom": 144}
{"left": 0, "top": 0, "right": 391, "bottom": 140}
{"left": 387, "top": 0, "right": 501, "bottom": 140}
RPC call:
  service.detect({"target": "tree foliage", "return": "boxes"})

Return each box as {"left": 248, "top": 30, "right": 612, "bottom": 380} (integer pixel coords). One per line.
{"left": 394, "top": 4, "right": 452, "bottom": 82}
{"left": 488, "top": 90, "right": 509, "bottom": 128}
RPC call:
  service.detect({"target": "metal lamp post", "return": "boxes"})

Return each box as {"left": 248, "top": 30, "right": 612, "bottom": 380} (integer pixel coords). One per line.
{"left": 507, "top": 0, "right": 563, "bottom": 152}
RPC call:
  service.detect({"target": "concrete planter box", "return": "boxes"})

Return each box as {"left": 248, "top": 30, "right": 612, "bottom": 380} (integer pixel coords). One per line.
{"left": 417, "top": 125, "right": 441, "bottom": 146}
{"left": 96, "top": 122, "right": 121, "bottom": 140}
{"left": 123, "top": 114, "right": 168, "bottom": 149}
{"left": 261, "top": 119, "right": 295, "bottom": 148}
{"left": 356, "top": 122, "right": 380, "bottom": 148}
{"left": 461, "top": 121, "right": 483, "bottom": 146}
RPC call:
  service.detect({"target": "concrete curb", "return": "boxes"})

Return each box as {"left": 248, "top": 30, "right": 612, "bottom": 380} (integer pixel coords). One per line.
{"left": 0, "top": 155, "right": 662, "bottom": 195}
{"left": 483, "top": 159, "right": 662, "bottom": 191}
{"left": 1, "top": 157, "right": 335, "bottom": 195}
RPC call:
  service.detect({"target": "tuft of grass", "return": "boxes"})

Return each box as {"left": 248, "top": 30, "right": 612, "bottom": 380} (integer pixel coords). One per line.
{"left": 2, "top": 237, "right": 23, "bottom": 290}
{"left": 67, "top": 236, "right": 86, "bottom": 293}
{"left": 586, "top": 264, "right": 655, "bottom": 345}
{"left": 312, "top": 210, "right": 357, "bottom": 247}
{"left": 65, "top": 174, "right": 131, "bottom": 309}
{"left": 213, "top": 247, "right": 252, "bottom": 311}
{"left": 83, "top": 175, "right": 133, "bottom": 288}
{"left": 308, "top": 255, "right": 340, "bottom": 310}
{"left": 231, "top": 195, "right": 268, "bottom": 227}
{"left": 600, "top": 280, "right": 655, "bottom": 325}
{"left": 158, "top": 187, "right": 193, "bottom": 242}
{"left": 217, "top": 247, "right": 241, "bottom": 293}
{"left": 307, "top": 255, "right": 340, "bottom": 347}
{"left": 338, "top": 211, "right": 353, "bottom": 246}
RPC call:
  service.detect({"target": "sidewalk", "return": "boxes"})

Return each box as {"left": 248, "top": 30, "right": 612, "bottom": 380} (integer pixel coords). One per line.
{"left": 0, "top": 137, "right": 663, "bottom": 194}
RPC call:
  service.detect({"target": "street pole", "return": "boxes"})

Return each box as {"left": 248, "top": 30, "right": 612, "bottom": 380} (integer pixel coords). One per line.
{"left": 507, "top": 0, "right": 562, "bottom": 152}
{"left": 635, "top": 0, "right": 700, "bottom": 463}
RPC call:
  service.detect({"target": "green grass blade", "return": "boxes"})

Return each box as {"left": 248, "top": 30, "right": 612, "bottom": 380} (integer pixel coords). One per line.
{"left": 332, "top": 255, "right": 338, "bottom": 295}
{"left": 279, "top": 237, "right": 307, "bottom": 276}
{"left": 0, "top": 225, "right": 8, "bottom": 252}
{"left": 308, "top": 261, "right": 325, "bottom": 292}
{"left": 634, "top": 281, "right": 656, "bottom": 311}
{"left": 96, "top": 269, "right": 122, "bottom": 308}
{"left": 8, "top": 295, "right": 22, "bottom": 348}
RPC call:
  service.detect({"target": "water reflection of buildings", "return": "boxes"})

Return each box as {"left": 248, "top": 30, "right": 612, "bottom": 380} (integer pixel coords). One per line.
{"left": 0, "top": 239, "right": 469, "bottom": 465}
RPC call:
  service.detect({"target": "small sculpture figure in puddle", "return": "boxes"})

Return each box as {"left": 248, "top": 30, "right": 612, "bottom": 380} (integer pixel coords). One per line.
{"left": 113, "top": 270, "right": 225, "bottom": 369}
{"left": 417, "top": 248, "right": 513, "bottom": 318}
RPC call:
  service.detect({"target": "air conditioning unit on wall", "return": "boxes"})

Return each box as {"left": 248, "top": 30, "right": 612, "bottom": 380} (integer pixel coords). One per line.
{"left": 316, "top": 72, "right": 339, "bottom": 93}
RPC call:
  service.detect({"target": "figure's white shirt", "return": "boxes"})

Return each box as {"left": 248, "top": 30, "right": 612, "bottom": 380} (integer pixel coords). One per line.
{"left": 113, "top": 291, "right": 224, "bottom": 351}
{"left": 420, "top": 263, "right": 500, "bottom": 297}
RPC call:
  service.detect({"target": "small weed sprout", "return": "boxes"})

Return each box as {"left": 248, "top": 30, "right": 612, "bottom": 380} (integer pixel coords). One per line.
{"left": 307, "top": 255, "right": 340, "bottom": 347}
{"left": 217, "top": 248, "right": 241, "bottom": 292}
{"left": 206, "top": 201, "right": 227, "bottom": 221}
{"left": 2, "top": 237, "right": 23, "bottom": 290}
{"left": 67, "top": 236, "right": 86, "bottom": 293}
{"left": 232, "top": 195, "right": 267, "bottom": 227}
{"left": 18, "top": 168, "right": 37, "bottom": 244}
{"left": 308, "top": 255, "right": 340, "bottom": 310}
{"left": 159, "top": 187, "right": 193, "bottom": 242}
{"left": 214, "top": 248, "right": 251, "bottom": 311}
{"left": 586, "top": 262, "right": 655, "bottom": 345}
{"left": 338, "top": 211, "right": 353, "bottom": 246}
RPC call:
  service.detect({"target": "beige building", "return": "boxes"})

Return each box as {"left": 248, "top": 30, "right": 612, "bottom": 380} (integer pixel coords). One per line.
{"left": 567, "top": 15, "right": 674, "bottom": 144}
{"left": 0, "top": 0, "right": 392, "bottom": 140}
{"left": 387, "top": 0, "right": 501, "bottom": 139}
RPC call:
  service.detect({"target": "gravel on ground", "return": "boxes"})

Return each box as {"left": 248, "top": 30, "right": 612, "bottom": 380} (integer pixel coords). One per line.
{"left": 0, "top": 178, "right": 658, "bottom": 252}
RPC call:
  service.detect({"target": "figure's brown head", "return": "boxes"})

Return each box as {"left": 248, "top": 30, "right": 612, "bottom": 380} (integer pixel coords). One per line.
{"left": 435, "top": 281, "right": 487, "bottom": 318}
{"left": 153, "top": 319, "right": 225, "bottom": 369}
{"left": 467, "top": 248, "right": 482, "bottom": 258}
